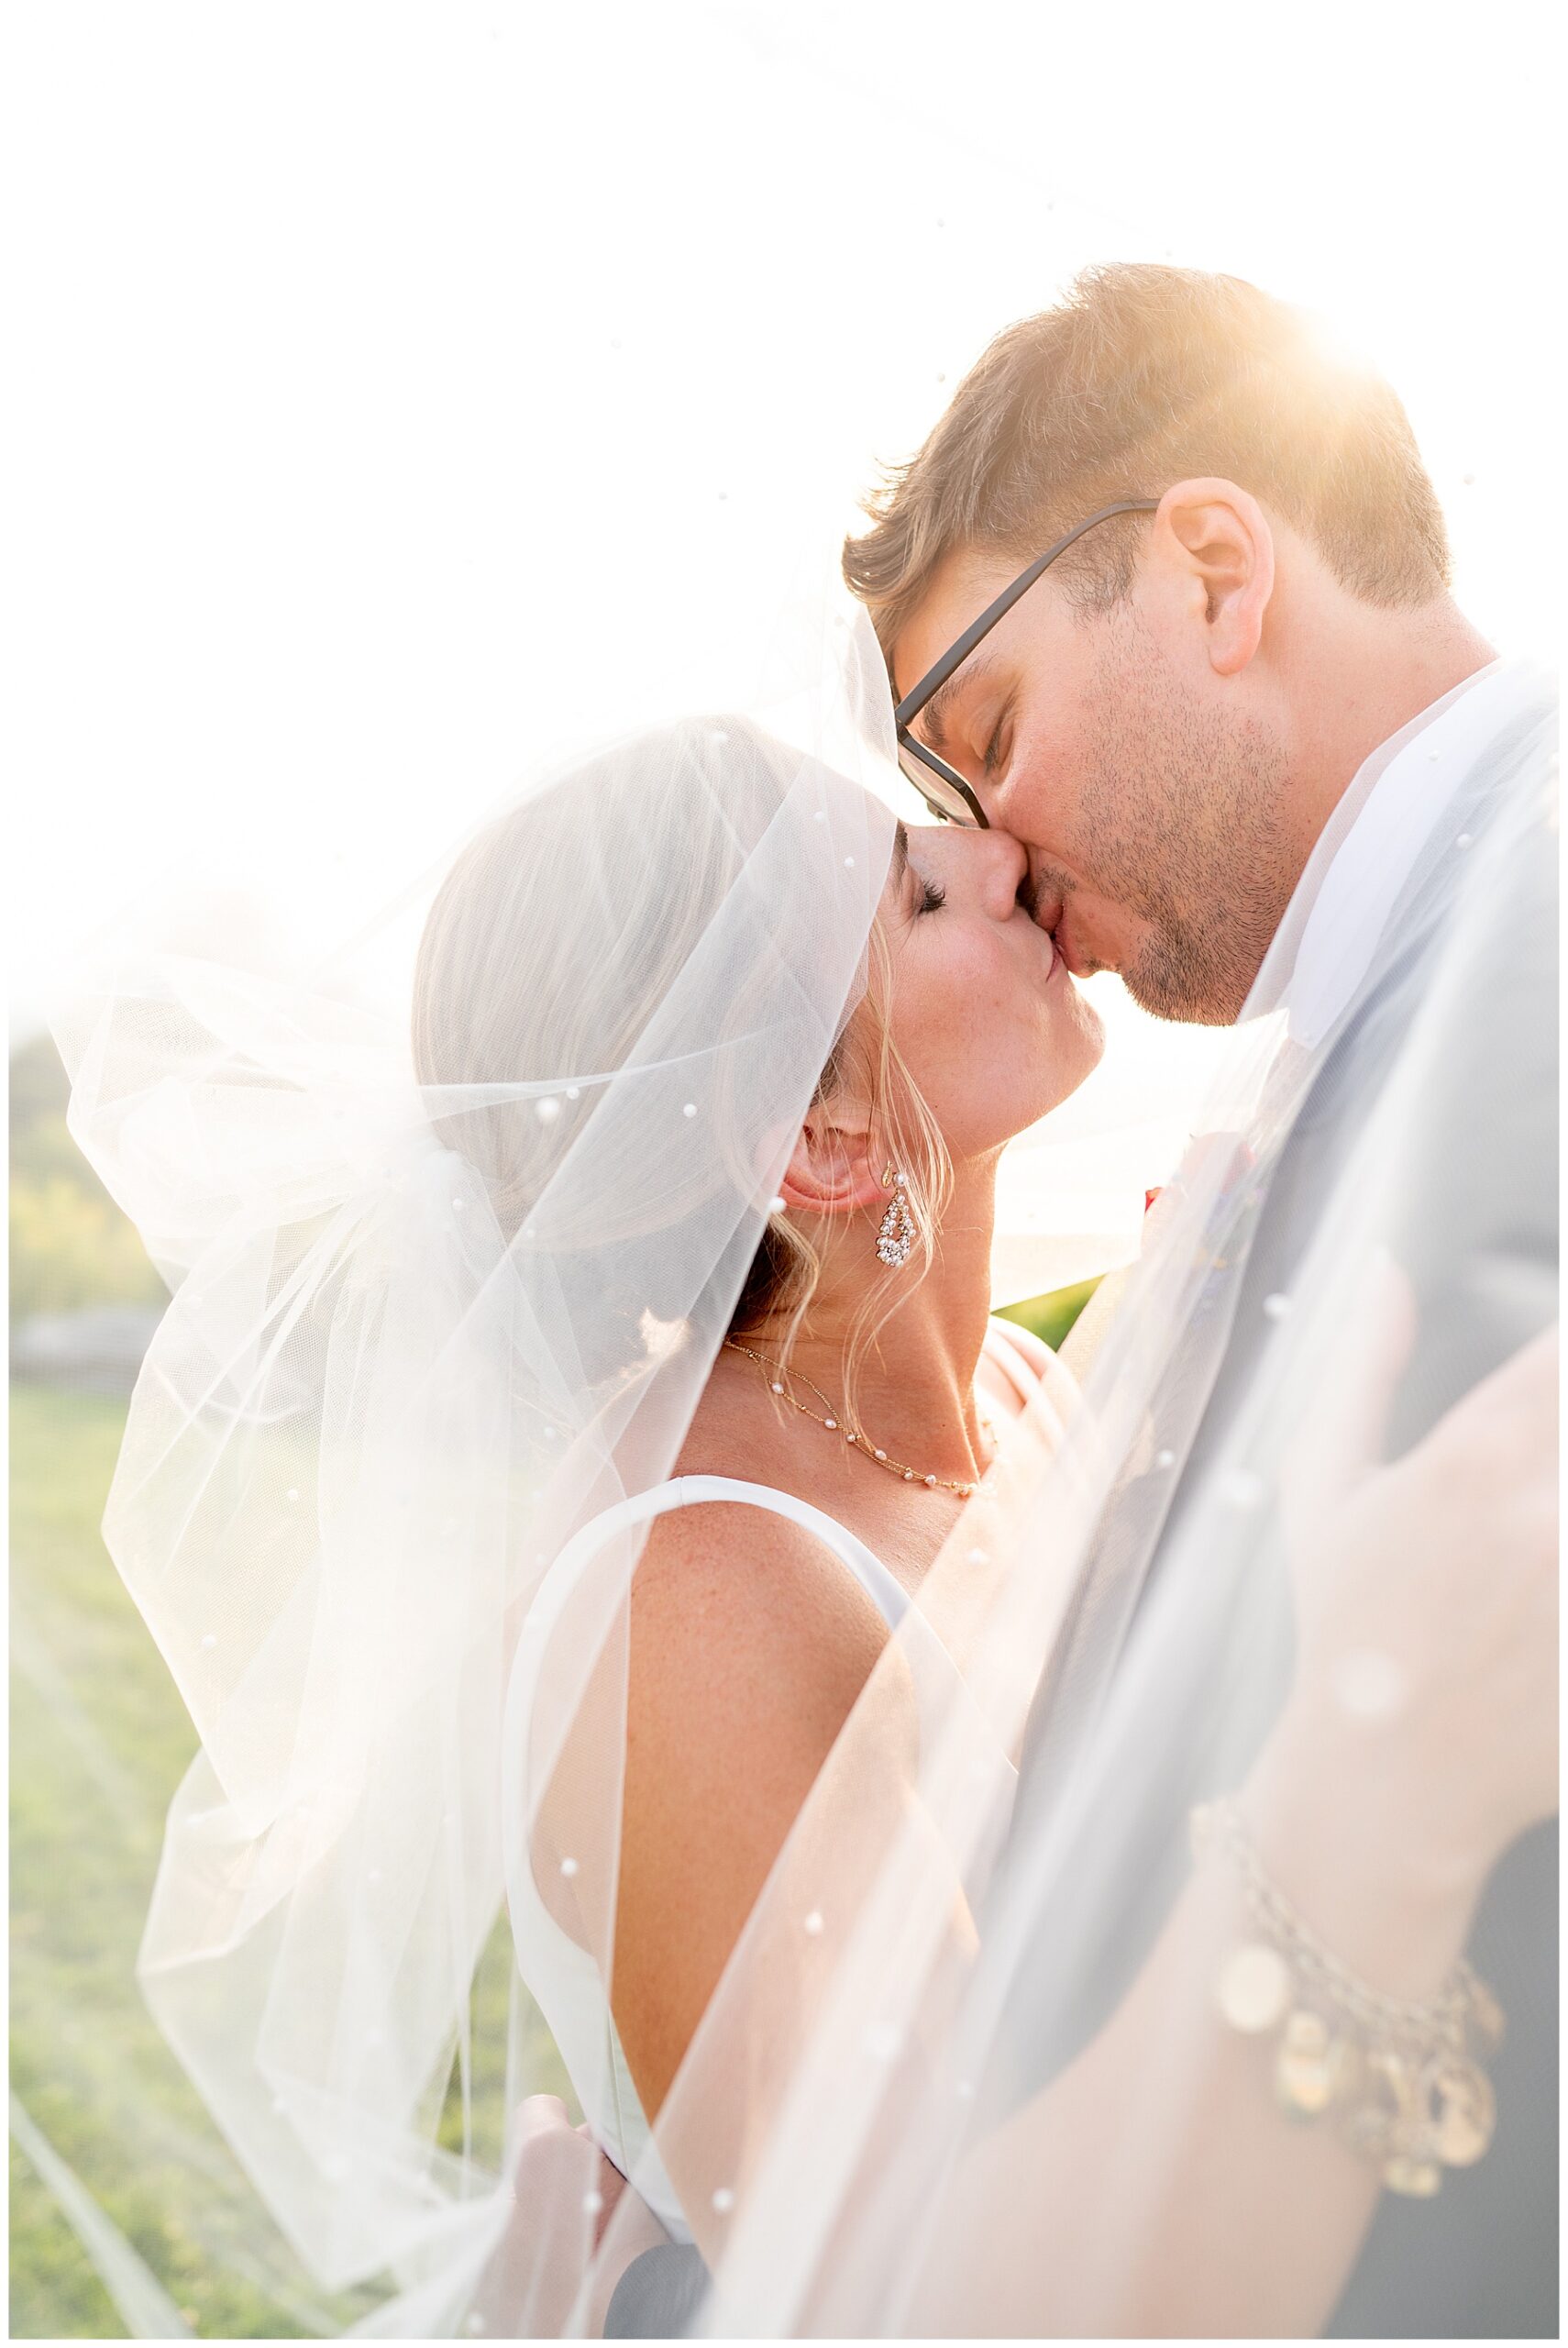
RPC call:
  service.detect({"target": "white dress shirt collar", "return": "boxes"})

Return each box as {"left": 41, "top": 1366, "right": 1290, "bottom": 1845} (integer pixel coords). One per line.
{"left": 1248, "top": 658, "right": 1551, "bottom": 1048}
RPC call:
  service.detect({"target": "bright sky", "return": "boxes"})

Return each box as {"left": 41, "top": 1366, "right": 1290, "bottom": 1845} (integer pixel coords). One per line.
{"left": 7, "top": 0, "right": 1558, "bottom": 1168}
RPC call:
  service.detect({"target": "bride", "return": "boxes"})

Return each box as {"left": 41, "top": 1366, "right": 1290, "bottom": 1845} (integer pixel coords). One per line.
{"left": 413, "top": 713, "right": 1098, "bottom": 2205}
{"left": 58, "top": 607, "right": 1552, "bottom": 2336}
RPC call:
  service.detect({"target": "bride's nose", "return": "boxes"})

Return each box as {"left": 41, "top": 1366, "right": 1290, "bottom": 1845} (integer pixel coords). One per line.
{"left": 960, "top": 825, "right": 1030, "bottom": 918}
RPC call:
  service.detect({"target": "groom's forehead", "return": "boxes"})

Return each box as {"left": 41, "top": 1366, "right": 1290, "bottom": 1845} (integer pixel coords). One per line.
{"left": 889, "top": 547, "right": 1029, "bottom": 710}
{"left": 891, "top": 556, "right": 983, "bottom": 700}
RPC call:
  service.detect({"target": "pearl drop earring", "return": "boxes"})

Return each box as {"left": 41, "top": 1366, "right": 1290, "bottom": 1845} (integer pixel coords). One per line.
{"left": 876, "top": 1168, "right": 914, "bottom": 1270}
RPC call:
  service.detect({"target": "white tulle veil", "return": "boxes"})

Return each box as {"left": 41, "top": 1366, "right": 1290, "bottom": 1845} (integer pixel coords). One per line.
{"left": 51, "top": 593, "right": 911, "bottom": 2332}
{"left": 48, "top": 591, "right": 1555, "bottom": 2339}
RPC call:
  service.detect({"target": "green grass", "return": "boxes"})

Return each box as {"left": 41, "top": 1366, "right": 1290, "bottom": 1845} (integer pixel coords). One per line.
{"left": 9, "top": 1384, "right": 374, "bottom": 2337}
{"left": 997, "top": 1276, "right": 1099, "bottom": 1354}
{"left": 8, "top": 1380, "right": 585, "bottom": 2337}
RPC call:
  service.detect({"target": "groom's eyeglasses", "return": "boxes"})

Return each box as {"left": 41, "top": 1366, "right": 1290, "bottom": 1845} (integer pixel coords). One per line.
{"left": 893, "top": 498, "right": 1162, "bottom": 825}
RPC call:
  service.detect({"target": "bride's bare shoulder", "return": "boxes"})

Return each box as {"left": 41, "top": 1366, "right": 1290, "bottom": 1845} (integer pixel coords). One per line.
{"left": 630, "top": 1495, "right": 889, "bottom": 1724}
{"left": 986, "top": 1315, "right": 1057, "bottom": 1380}
{"left": 614, "top": 1496, "right": 902, "bottom": 2113}
{"left": 980, "top": 1315, "right": 1081, "bottom": 1447}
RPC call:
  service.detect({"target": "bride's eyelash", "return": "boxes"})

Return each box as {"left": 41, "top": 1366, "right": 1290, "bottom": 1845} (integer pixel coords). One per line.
{"left": 918, "top": 877, "right": 947, "bottom": 914}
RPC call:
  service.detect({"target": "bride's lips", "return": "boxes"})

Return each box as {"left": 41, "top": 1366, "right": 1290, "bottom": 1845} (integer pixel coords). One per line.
{"left": 1026, "top": 881, "right": 1069, "bottom": 977}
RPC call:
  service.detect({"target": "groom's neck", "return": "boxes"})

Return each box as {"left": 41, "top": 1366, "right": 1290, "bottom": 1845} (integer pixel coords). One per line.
{"left": 1281, "top": 592, "right": 1496, "bottom": 849}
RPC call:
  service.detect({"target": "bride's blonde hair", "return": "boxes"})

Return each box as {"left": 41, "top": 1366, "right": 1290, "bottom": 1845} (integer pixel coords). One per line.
{"left": 727, "top": 915, "right": 951, "bottom": 1405}
{"left": 412, "top": 717, "right": 950, "bottom": 1410}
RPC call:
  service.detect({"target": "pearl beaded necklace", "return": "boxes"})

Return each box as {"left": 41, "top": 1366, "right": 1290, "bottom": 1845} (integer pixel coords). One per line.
{"left": 722, "top": 1338, "right": 991, "bottom": 1498}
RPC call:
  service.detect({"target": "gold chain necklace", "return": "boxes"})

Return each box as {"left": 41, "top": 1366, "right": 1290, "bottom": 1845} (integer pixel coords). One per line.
{"left": 722, "top": 1337, "right": 990, "bottom": 1498}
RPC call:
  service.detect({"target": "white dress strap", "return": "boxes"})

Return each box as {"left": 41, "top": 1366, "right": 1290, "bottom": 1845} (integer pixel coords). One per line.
{"left": 658, "top": 1474, "right": 914, "bottom": 1623}
{"left": 501, "top": 1474, "right": 925, "bottom": 2244}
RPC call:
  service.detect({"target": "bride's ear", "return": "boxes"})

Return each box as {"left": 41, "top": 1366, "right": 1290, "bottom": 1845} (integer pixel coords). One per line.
{"left": 776, "top": 1113, "right": 885, "bottom": 1219}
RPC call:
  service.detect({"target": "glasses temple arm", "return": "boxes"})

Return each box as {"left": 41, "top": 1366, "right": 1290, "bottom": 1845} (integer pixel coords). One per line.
{"left": 893, "top": 497, "right": 1161, "bottom": 726}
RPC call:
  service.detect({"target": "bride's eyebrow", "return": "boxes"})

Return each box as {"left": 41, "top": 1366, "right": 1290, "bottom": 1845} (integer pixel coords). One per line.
{"left": 892, "top": 821, "right": 910, "bottom": 884}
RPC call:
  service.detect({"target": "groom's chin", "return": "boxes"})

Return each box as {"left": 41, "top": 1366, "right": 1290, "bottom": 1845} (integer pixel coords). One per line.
{"left": 1118, "top": 929, "right": 1254, "bottom": 1026}
{"left": 1126, "top": 966, "right": 1247, "bottom": 1025}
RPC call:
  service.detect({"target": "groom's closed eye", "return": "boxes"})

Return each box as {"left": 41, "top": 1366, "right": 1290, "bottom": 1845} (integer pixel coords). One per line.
{"left": 911, "top": 651, "right": 1008, "bottom": 759}
{"left": 983, "top": 695, "right": 1017, "bottom": 780}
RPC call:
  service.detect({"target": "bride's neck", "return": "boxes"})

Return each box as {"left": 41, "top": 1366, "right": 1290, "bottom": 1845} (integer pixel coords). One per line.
{"left": 743, "top": 1158, "right": 999, "bottom": 1481}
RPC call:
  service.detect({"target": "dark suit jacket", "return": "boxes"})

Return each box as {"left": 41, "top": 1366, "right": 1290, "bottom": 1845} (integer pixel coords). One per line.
{"left": 1003, "top": 687, "right": 1558, "bottom": 2339}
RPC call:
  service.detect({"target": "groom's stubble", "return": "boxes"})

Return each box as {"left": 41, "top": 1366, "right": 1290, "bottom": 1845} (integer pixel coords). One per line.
{"left": 1058, "top": 605, "right": 1297, "bottom": 1025}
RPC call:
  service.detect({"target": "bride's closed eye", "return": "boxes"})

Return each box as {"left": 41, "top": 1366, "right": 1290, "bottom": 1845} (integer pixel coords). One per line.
{"left": 894, "top": 820, "right": 947, "bottom": 917}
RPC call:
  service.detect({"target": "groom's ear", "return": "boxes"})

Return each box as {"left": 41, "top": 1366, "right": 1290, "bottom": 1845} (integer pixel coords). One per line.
{"left": 1151, "top": 478, "right": 1274, "bottom": 679}
{"left": 777, "top": 1113, "right": 885, "bottom": 1219}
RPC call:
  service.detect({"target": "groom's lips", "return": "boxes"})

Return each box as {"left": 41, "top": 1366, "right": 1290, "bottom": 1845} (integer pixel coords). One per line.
{"left": 1026, "top": 880, "right": 1069, "bottom": 969}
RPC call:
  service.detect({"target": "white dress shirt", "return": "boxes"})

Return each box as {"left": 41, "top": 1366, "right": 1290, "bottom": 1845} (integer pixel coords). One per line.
{"left": 1249, "top": 657, "right": 1552, "bottom": 1048}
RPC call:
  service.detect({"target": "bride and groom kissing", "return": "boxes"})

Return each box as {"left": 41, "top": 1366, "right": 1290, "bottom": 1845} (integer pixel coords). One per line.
{"left": 566, "top": 262, "right": 1557, "bottom": 2339}
{"left": 69, "top": 261, "right": 1555, "bottom": 2338}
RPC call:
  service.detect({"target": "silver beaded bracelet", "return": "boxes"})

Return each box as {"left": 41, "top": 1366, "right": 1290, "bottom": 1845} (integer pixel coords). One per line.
{"left": 1190, "top": 1799, "right": 1504, "bottom": 2197}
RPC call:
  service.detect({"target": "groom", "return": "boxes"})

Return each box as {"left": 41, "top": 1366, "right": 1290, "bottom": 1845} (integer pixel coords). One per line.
{"left": 848, "top": 261, "right": 1558, "bottom": 2342}
{"left": 604, "top": 264, "right": 1557, "bottom": 2336}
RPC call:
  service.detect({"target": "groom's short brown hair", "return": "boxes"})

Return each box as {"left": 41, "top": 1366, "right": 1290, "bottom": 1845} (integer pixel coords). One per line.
{"left": 844, "top": 264, "right": 1452, "bottom": 654}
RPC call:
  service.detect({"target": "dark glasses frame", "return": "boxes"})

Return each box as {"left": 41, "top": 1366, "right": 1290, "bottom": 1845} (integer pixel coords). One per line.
{"left": 893, "top": 497, "right": 1162, "bottom": 825}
